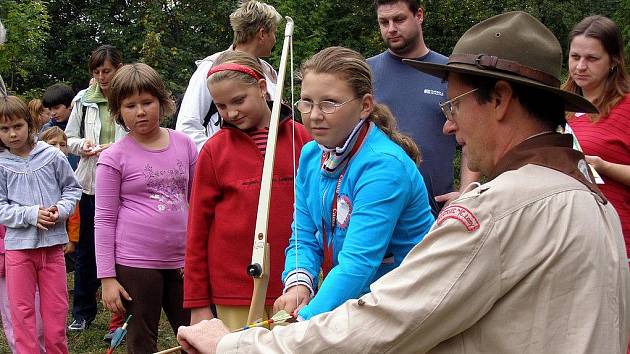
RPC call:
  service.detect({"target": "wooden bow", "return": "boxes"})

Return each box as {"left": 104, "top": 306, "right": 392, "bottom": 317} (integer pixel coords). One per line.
{"left": 246, "top": 16, "right": 295, "bottom": 325}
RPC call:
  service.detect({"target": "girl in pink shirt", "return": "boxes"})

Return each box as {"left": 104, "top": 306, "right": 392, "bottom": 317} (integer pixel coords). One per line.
{"left": 94, "top": 63, "right": 197, "bottom": 353}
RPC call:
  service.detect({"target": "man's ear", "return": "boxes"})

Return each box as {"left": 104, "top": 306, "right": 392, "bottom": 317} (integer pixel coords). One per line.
{"left": 491, "top": 80, "right": 514, "bottom": 121}
{"left": 415, "top": 7, "right": 424, "bottom": 25}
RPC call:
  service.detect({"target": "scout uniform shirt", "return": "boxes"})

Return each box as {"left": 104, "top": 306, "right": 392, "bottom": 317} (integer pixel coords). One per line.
{"left": 216, "top": 133, "right": 630, "bottom": 354}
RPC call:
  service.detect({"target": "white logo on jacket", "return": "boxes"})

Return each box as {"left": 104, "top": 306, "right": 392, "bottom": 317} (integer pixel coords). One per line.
{"left": 423, "top": 89, "right": 444, "bottom": 96}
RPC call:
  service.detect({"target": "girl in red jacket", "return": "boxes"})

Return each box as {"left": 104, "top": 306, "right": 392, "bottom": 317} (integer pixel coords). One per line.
{"left": 183, "top": 50, "right": 311, "bottom": 330}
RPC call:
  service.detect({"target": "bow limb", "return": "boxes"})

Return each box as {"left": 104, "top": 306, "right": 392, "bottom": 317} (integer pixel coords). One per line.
{"left": 246, "top": 16, "right": 295, "bottom": 325}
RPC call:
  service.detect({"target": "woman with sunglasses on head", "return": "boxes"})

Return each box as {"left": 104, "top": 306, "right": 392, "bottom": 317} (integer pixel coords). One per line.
{"left": 273, "top": 47, "right": 434, "bottom": 321}
{"left": 562, "top": 15, "right": 630, "bottom": 261}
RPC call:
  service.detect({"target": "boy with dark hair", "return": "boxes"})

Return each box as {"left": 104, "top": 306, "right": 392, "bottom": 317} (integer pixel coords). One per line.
{"left": 41, "top": 83, "right": 74, "bottom": 132}
{"left": 41, "top": 83, "right": 79, "bottom": 169}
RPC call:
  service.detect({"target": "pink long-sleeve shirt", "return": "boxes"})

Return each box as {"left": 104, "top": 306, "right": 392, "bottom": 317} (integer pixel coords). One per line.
{"left": 94, "top": 130, "right": 197, "bottom": 278}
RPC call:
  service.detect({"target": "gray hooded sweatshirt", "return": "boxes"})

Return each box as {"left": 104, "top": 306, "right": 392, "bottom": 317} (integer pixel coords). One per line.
{"left": 0, "top": 141, "right": 82, "bottom": 250}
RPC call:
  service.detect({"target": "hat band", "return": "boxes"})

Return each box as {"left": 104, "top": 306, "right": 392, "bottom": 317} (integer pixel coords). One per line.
{"left": 448, "top": 54, "right": 560, "bottom": 87}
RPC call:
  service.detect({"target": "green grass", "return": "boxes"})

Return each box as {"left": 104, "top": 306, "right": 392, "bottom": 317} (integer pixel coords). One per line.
{"left": 0, "top": 272, "right": 180, "bottom": 353}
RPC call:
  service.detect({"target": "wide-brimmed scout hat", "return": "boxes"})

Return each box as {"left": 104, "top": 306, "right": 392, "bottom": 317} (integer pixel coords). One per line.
{"left": 404, "top": 11, "right": 598, "bottom": 113}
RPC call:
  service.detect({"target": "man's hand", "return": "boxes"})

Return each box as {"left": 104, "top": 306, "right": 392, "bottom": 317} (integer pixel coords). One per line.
{"left": 177, "top": 319, "right": 229, "bottom": 354}
{"left": 273, "top": 285, "right": 311, "bottom": 317}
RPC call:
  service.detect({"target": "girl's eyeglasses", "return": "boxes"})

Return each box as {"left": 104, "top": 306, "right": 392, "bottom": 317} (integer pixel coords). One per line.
{"left": 295, "top": 97, "right": 359, "bottom": 114}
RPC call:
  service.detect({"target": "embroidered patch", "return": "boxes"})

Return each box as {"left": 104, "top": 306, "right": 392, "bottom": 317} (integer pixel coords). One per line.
{"left": 336, "top": 194, "right": 352, "bottom": 229}
{"left": 436, "top": 205, "right": 480, "bottom": 232}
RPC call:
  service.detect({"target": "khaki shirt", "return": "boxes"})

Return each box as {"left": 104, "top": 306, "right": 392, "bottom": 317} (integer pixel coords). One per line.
{"left": 218, "top": 164, "right": 629, "bottom": 353}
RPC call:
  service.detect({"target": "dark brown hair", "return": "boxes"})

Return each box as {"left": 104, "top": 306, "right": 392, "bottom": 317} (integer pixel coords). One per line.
{"left": 88, "top": 45, "right": 123, "bottom": 73}
{"left": 458, "top": 73, "right": 565, "bottom": 130}
{"left": 562, "top": 15, "right": 630, "bottom": 120}
{"left": 42, "top": 83, "right": 74, "bottom": 108}
{"left": 373, "top": 0, "right": 420, "bottom": 13}
{"left": 107, "top": 63, "right": 175, "bottom": 131}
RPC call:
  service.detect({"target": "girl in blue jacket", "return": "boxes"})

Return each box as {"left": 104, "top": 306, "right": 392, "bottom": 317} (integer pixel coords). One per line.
{"left": 0, "top": 95, "right": 82, "bottom": 353}
{"left": 274, "top": 47, "right": 435, "bottom": 320}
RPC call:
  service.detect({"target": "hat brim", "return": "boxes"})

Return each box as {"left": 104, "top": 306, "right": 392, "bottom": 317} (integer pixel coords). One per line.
{"left": 403, "top": 59, "right": 598, "bottom": 114}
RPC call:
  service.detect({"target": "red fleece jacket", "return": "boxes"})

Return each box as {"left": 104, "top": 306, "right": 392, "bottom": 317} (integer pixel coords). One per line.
{"left": 184, "top": 115, "right": 311, "bottom": 308}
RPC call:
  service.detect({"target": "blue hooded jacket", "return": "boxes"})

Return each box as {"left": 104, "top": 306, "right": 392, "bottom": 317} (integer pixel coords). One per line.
{"left": 283, "top": 124, "right": 435, "bottom": 319}
{"left": 0, "top": 141, "right": 82, "bottom": 250}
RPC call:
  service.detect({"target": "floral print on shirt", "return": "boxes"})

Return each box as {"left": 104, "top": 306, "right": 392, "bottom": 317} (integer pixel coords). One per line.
{"left": 144, "top": 160, "right": 188, "bottom": 212}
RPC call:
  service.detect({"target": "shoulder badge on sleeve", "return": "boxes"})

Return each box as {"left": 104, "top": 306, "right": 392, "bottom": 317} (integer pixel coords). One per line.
{"left": 336, "top": 194, "right": 352, "bottom": 229}
{"left": 436, "top": 205, "right": 480, "bottom": 232}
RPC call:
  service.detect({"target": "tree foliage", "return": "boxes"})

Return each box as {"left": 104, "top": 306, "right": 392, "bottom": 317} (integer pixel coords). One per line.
{"left": 32, "top": 0, "right": 234, "bottom": 96}
{"left": 616, "top": 0, "right": 630, "bottom": 64}
{"left": 0, "top": 0, "right": 625, "bottom": 99}
{"left": 0, "top": 1, "right": 49, "bottom": 93}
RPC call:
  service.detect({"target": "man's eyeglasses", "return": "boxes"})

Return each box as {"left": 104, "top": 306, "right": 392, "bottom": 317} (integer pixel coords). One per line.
{"left": 295, "top": 97, "right": 359, "bottom": 114}
{"left": 439, "top": 88, "right": 479, "bottom": 122}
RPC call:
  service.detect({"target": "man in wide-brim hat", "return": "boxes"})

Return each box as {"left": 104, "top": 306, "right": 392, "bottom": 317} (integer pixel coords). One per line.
{"left": 176, "top": 11, "right": 630, "bottom": 354}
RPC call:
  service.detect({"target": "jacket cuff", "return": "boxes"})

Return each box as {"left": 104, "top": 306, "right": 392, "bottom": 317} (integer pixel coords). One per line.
{"left": 28, "top": 205, "right": 40, "bottom": 226}
{"left": 67, "top": 137, "right": 86, "bottom": 156}
{"left": 283, "top": 269, "right": 314, "bottom": 296}
{"left": 216, "top": 329, "right": 264, "bottom": 353}
{"left": 54, "top": 204, "right": 69, "bottom": 221}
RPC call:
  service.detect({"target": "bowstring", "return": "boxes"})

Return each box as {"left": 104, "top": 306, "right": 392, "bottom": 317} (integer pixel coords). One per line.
{"left": 289, "top": 26, "right": 299, "bottom": 312}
